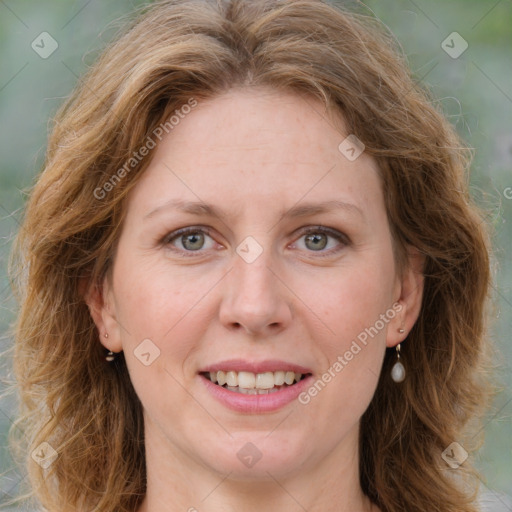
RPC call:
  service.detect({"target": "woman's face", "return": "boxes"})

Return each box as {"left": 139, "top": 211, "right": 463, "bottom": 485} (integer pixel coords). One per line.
{"left": 91, "top": 87, "right": 423, "bottom": 480}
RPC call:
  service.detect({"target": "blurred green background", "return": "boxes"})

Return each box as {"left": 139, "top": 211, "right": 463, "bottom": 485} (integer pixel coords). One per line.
{"left": 0, "top": 0, "right": 511, "bottom": 509}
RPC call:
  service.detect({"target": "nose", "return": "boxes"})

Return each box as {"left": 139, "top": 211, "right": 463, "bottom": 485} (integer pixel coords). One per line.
{"left": 219, "top": 247, "right": 293, "bottom": 337}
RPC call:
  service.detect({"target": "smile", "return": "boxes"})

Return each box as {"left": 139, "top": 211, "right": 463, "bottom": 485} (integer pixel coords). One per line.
{"left": 199, "top": 365, "right": 314, "bottom": 413}
{"left": 202, "top": 370, "right": 308, "bottom": 394}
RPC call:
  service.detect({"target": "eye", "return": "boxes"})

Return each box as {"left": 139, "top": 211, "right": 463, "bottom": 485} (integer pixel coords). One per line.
{"left": 292, "top": 226, "right": 348, "bottom": 255}
{"left": 163, "top": 227, "right": 217, "bottom": 253}
{"left": 161, "top": 225, "right": 348, "bottom": 257}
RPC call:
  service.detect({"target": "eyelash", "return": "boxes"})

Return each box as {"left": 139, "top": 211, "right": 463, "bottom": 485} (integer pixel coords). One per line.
{"left": 161, "top": 225, "right": 350, "bottom": 258}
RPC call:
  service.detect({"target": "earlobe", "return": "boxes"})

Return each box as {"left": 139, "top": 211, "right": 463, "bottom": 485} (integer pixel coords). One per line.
{"left": 83, "top": 278, "right": 123, "bottom": 352}
{"left": 386, "top": 247, "right": 425, "bottom": 348}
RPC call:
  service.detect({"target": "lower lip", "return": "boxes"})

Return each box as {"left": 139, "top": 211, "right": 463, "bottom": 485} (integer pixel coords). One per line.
{"left": 199, "top": 374, "right": 314, "bottom": 413}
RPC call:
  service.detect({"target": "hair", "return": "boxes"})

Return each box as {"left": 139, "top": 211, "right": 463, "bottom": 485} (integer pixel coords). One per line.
{"left": 6, "top": 0, "right": 493, "bottom": 510}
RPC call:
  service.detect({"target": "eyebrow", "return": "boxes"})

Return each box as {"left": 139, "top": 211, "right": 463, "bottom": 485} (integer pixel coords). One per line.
{"left": 143, "top": 198, "right": 364, "bottom": 221}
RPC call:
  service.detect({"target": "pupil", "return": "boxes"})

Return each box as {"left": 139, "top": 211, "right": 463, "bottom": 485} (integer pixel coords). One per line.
{"left": 183, "top": 232, "right": 204, "bottom": 250}
{"left": 305, "top": 233, "right": 327, "bottom": 250}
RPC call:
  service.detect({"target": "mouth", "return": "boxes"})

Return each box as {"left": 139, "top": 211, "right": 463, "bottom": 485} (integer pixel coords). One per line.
{"left": 200, "top": 370, "right": 312, "bottom": 395}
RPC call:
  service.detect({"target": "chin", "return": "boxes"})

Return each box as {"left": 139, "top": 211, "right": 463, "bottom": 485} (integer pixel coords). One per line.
{"left": 199, "top": 433, "right": 309, "bottom": 480}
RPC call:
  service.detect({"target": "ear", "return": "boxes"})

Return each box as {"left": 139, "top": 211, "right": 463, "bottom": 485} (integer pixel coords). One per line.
{"left": 386, "top": 246, "right": 425, "bottom": 348}
{"left": 83, "top": 276, "right": 123, "bottom": 353}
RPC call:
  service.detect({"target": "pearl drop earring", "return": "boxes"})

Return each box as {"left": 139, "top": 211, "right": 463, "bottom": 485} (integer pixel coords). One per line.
{"left": 391, "top": 342, "right": 406, "bottom": 383}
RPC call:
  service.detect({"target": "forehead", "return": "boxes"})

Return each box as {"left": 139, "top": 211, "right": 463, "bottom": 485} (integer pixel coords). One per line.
{"left": 125, "top": 87, "right": 384, "bottom": 222}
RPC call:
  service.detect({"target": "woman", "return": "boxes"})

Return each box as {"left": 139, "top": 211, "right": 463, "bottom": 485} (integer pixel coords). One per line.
{"left": 9, "top": 0, "right": 492, "bottom": 511}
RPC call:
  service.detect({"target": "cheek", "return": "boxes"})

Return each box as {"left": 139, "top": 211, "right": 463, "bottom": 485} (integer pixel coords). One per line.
{"left": 309, "top": 261, "right": 394, "bottom": 346}
{"left": 298, "top": 256, "right": 394, "bottom": 407}
{"left": 112, "top": 255, "right": 221, "bottom": 374}
{"left": 114, "top": 252, "right": 200, "bottom": 333}
{"left": 111, "top": 261, "right": 211, "bottom": 416}
{"left": 299, "top": 268, "right": 391, "bottom": 418}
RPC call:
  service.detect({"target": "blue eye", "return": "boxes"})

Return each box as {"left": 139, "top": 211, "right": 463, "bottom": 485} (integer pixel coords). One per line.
{"left": 164, "top": 227, "right": 216, "bottom": 252}
{"left": 162, "top": 225, "right": 348, "bottom": 257}
{"left": 294, "top": 227, "right": 348, "bottom": 255}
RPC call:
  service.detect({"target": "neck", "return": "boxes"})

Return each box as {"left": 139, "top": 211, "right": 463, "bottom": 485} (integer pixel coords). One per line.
{"left": 136, "top": 416, "right": 378, "bottom": 512}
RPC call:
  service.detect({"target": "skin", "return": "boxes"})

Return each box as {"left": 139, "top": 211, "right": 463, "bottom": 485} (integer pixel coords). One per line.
{"left": 87, "top": 87, "right": 424, "bottom": 512}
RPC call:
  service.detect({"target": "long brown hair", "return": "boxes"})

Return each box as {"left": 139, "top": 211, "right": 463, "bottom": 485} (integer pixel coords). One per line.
{"left": 8, "top": 1, "right": 493, "bottom": 510}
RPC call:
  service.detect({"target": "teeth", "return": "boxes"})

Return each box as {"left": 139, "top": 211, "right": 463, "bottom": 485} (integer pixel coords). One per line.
{"left": 274, "top": 371, "right": 285, "bottom": 386}
{"left": 205, "top": 370, "right": 305, "bottom": 390}
{"left": 226, "top": 386, "right": 278, "bottom": 395}
{"left": 238, "top": 371, "right": 256, "bottom": 389}
{"left": 226, "top": 371, "right": 237, "bottom": 387}
{"left": 256, "top": 372, "right": 274, "bottom": 389}
{"left": 284, "top": 371, "right": 295, "bottom": 385}
{"left": 217, "top": 370, "right": 226, "bottom": 386}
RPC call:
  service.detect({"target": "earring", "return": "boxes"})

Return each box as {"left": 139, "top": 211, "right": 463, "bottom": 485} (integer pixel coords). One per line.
{"left": 391, "top": 343, "right": 406, "bottom": 383}
{"left": 103, "top": 333, "right": 115, "bottom": 361}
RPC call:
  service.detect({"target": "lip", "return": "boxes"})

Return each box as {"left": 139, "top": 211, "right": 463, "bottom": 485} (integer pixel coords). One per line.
{"left": 197, "top": 361, "right": 313, "bottom": 414}
{"left": 199, "top": 359, "right": 313, "bottom": 374}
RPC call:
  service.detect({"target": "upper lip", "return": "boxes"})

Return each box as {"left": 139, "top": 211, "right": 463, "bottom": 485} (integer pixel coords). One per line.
{"left": 199, "top": 359, "right": 312, "bottom": 374}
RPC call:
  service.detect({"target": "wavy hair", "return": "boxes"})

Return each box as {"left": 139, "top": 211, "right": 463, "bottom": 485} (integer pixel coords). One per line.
{"left": 7, "top": 0, "right": 493, "bottom": 510}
